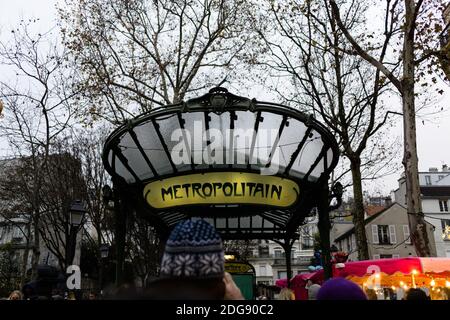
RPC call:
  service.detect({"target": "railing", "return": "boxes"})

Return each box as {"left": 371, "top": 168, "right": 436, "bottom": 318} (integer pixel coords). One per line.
{"left": 251, "top": 252, "right": 314, "bottom": 259}
{"left": 273, "top": 256, "right": 312, "bottom": 266}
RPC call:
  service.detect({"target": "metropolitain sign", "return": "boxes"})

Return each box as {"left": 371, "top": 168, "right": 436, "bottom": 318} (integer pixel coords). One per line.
{"left": 143, "top": 172, "right": 299, "bottom": 209}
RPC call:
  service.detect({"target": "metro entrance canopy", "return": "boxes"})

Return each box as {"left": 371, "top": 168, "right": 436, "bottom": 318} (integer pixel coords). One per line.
{"left": 102, "top": 88, "right": 342, "bottom": 284}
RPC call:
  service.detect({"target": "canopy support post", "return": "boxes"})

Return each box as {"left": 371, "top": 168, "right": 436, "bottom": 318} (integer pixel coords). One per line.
{"left": 318, "top": 182, "right": 333, "bottom": 280}
{"left": 277, "top": 238, "right": 295, "bottom": 289}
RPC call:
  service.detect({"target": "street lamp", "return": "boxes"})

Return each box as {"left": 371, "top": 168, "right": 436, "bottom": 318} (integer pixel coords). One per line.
{"left": 100, "top": 244, "right": 110, "bottom": 259}
{"left": 66, "top": 200, "right": 86, "bottom": 268}
{"left": 99, "top": 243, "right": 110, "bottom": 296}
{"left": 70, "top": 200, "right": 86, "bottom": 227}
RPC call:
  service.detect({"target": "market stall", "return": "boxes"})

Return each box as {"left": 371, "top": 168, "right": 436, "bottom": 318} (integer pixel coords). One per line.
{"left": 277, "top": 257, "right": 450, "bottom": 300}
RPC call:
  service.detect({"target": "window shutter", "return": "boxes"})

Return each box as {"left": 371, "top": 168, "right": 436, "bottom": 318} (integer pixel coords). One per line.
{"left": 373, "top": 254, "right": 380, "bottom": 260}
{"left": 403, "top": 225, "right": 411, "bottom": 244}
{"left": 389, "top": 225, "right": 397, "bottom": 244}
{"left": 393, "top": 254, "right": 400, "bottom": 258}
{"left": 372, "top": 225, "right": 379, "bottom": 244}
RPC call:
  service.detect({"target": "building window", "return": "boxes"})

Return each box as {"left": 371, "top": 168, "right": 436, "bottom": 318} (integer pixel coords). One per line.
{"left": 12, "top": 226, "right": 23, "bottom": 243}
{"left": 380, "top": 254, "right": 393, "bottom": 259}
{"left": 439, "top": 175, "right": 445, "bottom": 181}
{"left": 425, "top": 175, "right": 432, "bottom": 185}
{"left": 277, "top": 271, "right": 287, "bottom": 279}
{"left": 442, "top": 220, "right": 450, "bottom": 241}
{"left": 259, "top": 265, "right": 266, "bottom": 276}
{"left": 274, "top": 248, "right": 284, "bottom": 258}
{"left": 300, "top": 225, "right": 314, "bottom": 250}
{"left": 403, "top": 225, "right": 411, "bottom": 244}
{"left": 439, "top": 200, "right": 448, "bottom": 212}
{"left": 258, "top": 245, "right": 269, "bottom": 257}
{"left": 378, "top": 225, "right": 390, "bottom": 244}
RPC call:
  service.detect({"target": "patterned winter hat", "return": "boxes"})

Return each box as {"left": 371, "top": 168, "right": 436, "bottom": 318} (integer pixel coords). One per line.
{"left": 160, "top": 219, "right": 225, "bottom": 279}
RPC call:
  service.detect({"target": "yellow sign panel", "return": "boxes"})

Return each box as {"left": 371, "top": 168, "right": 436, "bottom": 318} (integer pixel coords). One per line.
{"left": 143, "top": 172, "right": 299, "bottom": 209}
{"left": 225, "top": 262, "right": 253, "bottom": 274}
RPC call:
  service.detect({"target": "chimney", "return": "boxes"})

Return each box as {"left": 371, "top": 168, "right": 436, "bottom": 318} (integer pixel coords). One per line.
{"left": 443, "top": 164, "right": 449, "bottom": 172}
{"left": 429, "top": 167, "right": 439, "bottom": 172}
{"left": 384, "top": 196, "right": 392, "bottom": 207}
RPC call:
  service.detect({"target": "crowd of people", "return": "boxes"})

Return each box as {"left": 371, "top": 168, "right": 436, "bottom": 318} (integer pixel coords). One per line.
{"left": 2, "top": 218, "right": 445, "bottom": 301}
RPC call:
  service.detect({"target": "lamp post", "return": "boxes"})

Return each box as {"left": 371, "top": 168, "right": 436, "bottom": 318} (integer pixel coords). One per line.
{"left": 99, "top": 244, "right": 109, "bottom": 295}
{"left": 100, "top": 244, "right": 109, "bottom": 259}
{"left": 67, "top": 200, "right": 86, "bottom": 268}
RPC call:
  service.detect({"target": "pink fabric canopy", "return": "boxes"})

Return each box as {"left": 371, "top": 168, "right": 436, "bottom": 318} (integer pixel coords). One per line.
{"left": 276, "top": 257, "right": 450, "bottom": 299}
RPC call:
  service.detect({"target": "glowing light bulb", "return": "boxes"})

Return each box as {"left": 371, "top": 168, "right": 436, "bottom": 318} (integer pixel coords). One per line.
{"left": 400, "top": 281, "right": 404, "bottom": 286}
{"left": 391, "top": 286, "right": 396, "bottom": 291}
{"left": 412, "top": 269, "right": 418, "bottom": 275}
{"left": 445, "top": 281, "right": 450, "bottom": 288}
{"left": 430, "top": 279, "right": 436, "bottom": 287}
{"left": 375, "top": 273, "right": 381, "bottom": 279}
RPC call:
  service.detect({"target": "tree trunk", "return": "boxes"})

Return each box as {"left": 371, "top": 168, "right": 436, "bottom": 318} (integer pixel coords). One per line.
{"left": 20, "top": 221, "right": 32, "bottom": 287}
{"left": 30, "top": 214, "right": 40, "bottom": 280}
{"left": 350, "top": 157, "right": 370, "bottom": 260}
{"left": 402, "top": 0, "right": 432, "bottom": 257}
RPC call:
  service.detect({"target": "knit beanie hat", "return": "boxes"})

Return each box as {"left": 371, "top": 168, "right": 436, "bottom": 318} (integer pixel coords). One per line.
{"left": 316, "top": 278, "right": 367, "bottom": 300}
{"left": 160, "top": 219, "right": 225, "bottom": 279}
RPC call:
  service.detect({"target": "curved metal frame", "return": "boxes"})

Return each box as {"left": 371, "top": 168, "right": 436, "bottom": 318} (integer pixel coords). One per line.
{"left": 102, "top": 88, "right": 341, "bottom": 285}
{"left": 103, "top": 91, "right": 339, "bottom": 185}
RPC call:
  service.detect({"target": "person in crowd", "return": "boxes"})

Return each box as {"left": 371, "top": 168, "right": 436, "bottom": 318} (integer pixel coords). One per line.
{"left": 51, "top": 288, "right": 64, "bottom": 300}
{"left": 145, "top": 218, "right": 243, "bottom": 300}
{"left": 8, "top": 290, "right": 23, "bottom": 300}
{"left": 65, "top": 291, "right": 77, "bottom": 300}
{"left": 365, "top": 288, "right": 378, "bottom": 300}
{"left": 88, "top": 292, "right": 97, "bottom": 300}
{"left": 316, "top": 278, "right": 367, "bottom": 300}
{"left": 405, "top": 288, "right": 429, "bottom": 300}
{"left": 419, "top": 282, "right": 430, "bottom": 297}
{"left": 308, "top": 284, "right": 321, "bottom": 300}
{"left": 22, "top": 283, "right": 37, "bottom": 300}
{"left": 277, "top": 288, "right": 295, "bottom": 300}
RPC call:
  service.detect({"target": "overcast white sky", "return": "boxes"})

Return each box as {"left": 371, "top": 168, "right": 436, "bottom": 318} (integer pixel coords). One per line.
{"left": 1, "top": 0, "right": 449, "bottom": 196}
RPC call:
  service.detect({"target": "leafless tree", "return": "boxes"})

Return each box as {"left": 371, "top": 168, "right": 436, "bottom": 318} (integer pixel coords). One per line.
{"left": 253, "top": 0, "right": 400, "bottom": 259}
{"left": 0, "top": 20, "right": 80, "bottom": 278}
{"left": 59, "top": 0, "right": 254, "bottom": 125}
{"left": 75, "top": 129, "right": 116, "bottom": 287}
{"left": 126, "top": 217, "right": 162, "bottom": 287}
{"left": 37, "top": 142, "right": 87, "bottom": 272}
{"left": 329, "top": 0, "right": 448, "bottom": 256}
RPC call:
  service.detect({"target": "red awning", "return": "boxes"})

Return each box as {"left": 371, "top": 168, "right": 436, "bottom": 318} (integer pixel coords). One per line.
{"left": 276, "top": 257, "right": 450, "bottom": 299}
{"left": 335, "top": 257, "right": 423, "bottom": 277}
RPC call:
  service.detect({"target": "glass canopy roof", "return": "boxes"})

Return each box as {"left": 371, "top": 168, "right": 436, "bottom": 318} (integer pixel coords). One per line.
{"left": 103, "top": 88, "right": 339, "bottom": 240}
